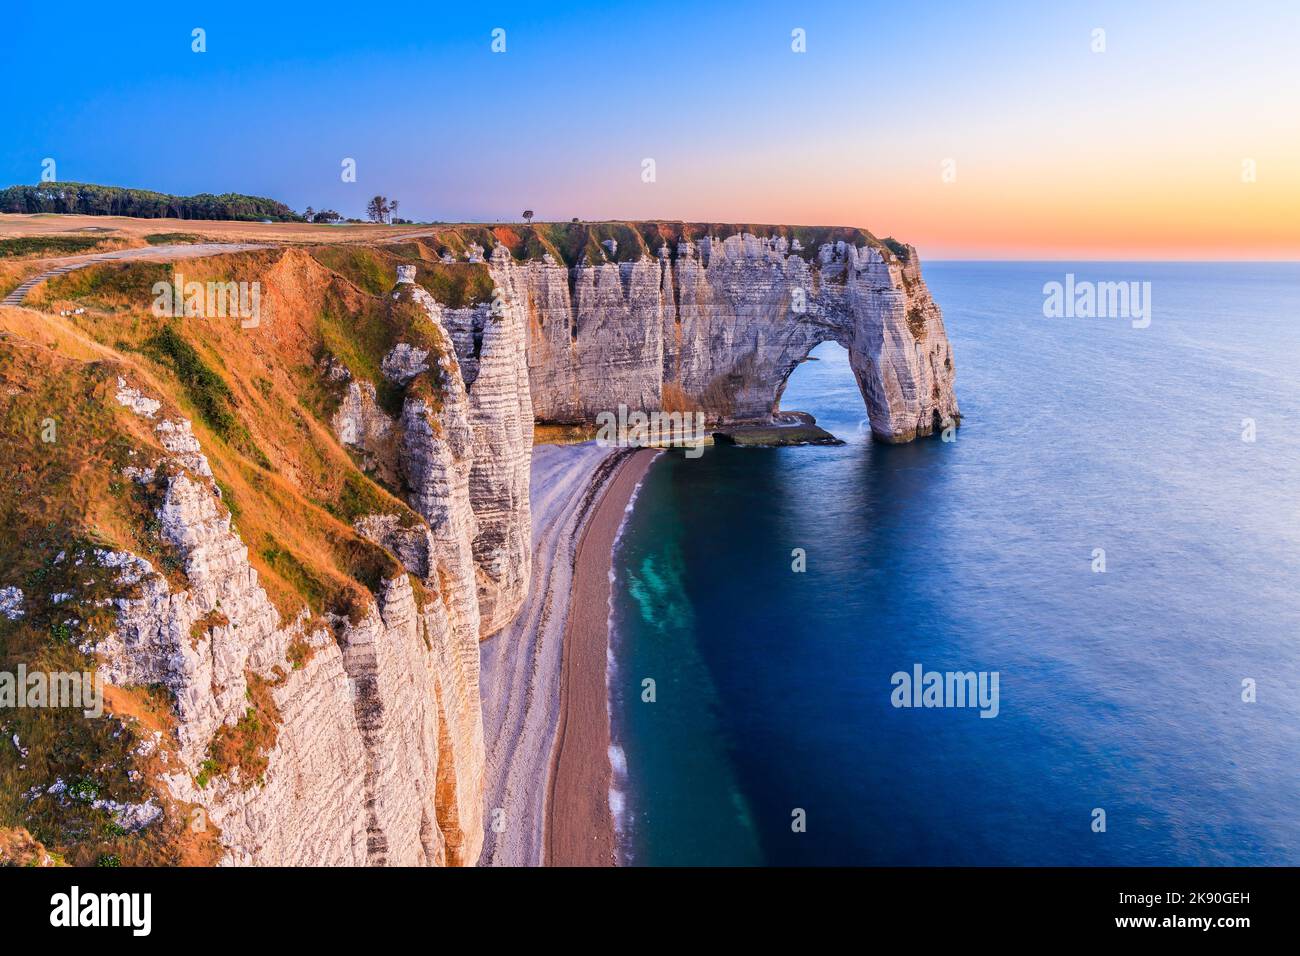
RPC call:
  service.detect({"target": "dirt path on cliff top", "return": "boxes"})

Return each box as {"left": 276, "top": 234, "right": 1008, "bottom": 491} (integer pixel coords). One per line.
{"left": 2, "top": 227, "right": 460, "bottom": 308}
{"left": 479, "top": 443, "right": 655, "bottom": 866}
{"left": 1, "top": 242, "right": 273, "bottom": 306}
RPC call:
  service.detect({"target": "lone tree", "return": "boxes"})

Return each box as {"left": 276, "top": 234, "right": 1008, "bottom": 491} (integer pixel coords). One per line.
{"left": 522, "top": 209, "right": 534, "bottom": 224}
{"left": 366, "top": 195, "right": 400, "bottom": 223}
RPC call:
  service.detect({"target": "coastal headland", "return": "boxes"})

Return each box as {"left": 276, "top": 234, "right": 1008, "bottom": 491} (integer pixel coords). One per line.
{"left": 0, "top": 214, "right": 955, "bottom": 866}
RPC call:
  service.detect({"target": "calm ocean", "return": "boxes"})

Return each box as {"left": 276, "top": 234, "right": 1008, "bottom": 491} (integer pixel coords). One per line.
{"left": 608, "top": 262, "right": 1300, "bottom": 865}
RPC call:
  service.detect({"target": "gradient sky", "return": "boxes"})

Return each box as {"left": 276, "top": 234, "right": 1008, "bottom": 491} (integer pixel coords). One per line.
{"left": 4, "top": 0, "right": 1298, "bottom": 259}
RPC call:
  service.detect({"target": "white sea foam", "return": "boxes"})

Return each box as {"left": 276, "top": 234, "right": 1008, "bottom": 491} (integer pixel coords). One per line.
{"left": 608, "top": 742, "right": 627, "bottom": 777}
{"left": 603, "top": 451, "right": 661, "bottom": 863}
{"left": 608, "top": 744, "right": 628, "bottom": 835}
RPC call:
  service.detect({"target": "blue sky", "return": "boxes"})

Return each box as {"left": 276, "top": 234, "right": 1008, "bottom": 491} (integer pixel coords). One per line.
{"left": 4, "top": 1, "right": 1297, "bottom": 257}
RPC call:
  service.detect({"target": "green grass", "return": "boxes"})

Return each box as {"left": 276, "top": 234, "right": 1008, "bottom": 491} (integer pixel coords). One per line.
{"left": 259, "top": 538, "right": 328, "bottom": 615}
{"left": 214, "top": 479, "right": 241, "bottom": 520}
{"left": 524, "top": 223, "right": 608, "bottom": 266}
{"left": 327, "top": 471, "right": 413, "bottom": 526}
{"left": 136, "top": 325, "right": 271, "bottom": 467}
{"left": 880, "top": 237, "right": 911, "bottom": 261}
{"left": 141, "top": 325, "right": 238, "bottom": 439}
{"left": 413, "top": 262, "right": 494, "bottom": 309}
{"left": 317, "top": 302, "right": 387, "bottom": 376}
{"left": 194, "top": 759, "right": 218, "bottom": 789}
{"left": 308, "top": 243, "right": 495, "bottom": 309}
{"left": 582, "top": 222, "right": 648, "bottom": 263}
{"left": 36, "top": 260, "right": 170, "bottom": 310}
{"left": 406, "top": 222, "right": 891, "bottom": 269}
{"left": 0, "top": 236, "right": 110, "bottom": 259}
{"left": 307, "top": 246, "right": 393, "bottom": 296}
{"left": 144, "top": 233, "right": 204, "bottom": 245}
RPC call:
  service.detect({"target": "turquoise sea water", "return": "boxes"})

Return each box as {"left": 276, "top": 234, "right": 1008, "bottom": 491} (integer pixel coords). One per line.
{"left": 608, "top": 262, "right": 1300, "bottom": 866}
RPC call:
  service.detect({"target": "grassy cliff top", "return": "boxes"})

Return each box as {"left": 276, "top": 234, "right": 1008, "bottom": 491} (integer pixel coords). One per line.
{"left": 416, "top": 221, "right": 897, "bottom": 267}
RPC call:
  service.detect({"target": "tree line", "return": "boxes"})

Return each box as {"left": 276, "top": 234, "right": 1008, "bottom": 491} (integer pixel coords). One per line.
{"left": 0, "top": 183, "right": 301, "bottom": 221}
{"left": 0, "top": 183, "right": 420, "bottom": 225}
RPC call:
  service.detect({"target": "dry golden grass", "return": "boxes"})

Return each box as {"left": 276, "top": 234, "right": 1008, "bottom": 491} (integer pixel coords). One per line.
{"left": 0, "top": 826, "right": 64, "bottom": 866}
{"left": 0, "top": 237, "right": 485, "bottom": 863}
{"left": 205, "top": 671, "right": 281, "bottom": 790}
{"left": 532, "top": 422, "right": 599, "bottom": 445}
{"left": 0, "top": 260, "right": 47, "bottom": 298}
{"left": 0, "top": 212, "right": 417, "bottom": 245}
{"left": 0, "top": 332, "right": 204, "bottom": 865}
{"left": 1, "top": 214, "right": 891, "bottom": 273}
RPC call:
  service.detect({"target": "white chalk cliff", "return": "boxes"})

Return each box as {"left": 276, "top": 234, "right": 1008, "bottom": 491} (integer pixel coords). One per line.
{"left": 31, "top": 224, "right": 957, "bottom": 868}
{"left": 515, "top": 233, "right": 959, "bottom": 442}
{"left": 88, "top": 260, "right": 540, "bottom": 866}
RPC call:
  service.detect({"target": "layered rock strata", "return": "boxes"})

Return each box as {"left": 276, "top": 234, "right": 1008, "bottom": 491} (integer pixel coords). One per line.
{"left": 84, "top": 251, "right": 546, "bottom": 864}
{"left": 92, "top": 389, "right": 485, "bottom": 864}
{"left": 382, "top": 261, "right": 533, "bottom": 637}
{"left": 510, "top": 234, "right": 959, "bottom": 442}
{"left": 62, "top": 224, "right": 953, "bottom": 869}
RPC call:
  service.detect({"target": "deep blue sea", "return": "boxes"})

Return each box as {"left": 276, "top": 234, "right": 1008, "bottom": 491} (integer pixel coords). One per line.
{"left": 609, "top": 262, "right": 1300, "bottom": 866}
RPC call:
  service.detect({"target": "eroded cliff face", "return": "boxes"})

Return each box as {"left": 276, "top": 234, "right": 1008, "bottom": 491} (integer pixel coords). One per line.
{"left": 514, "top": 233, "right": 959, "bottom": 442}
{"left": 93, "top": 370, "right": 488, "bottom": 866}
{"left": 3, "top": 223, "right": 953, "bottom": 870}
{"left": 54, "top": 258, "right": 539, "bottom": 867}
{"left": 464, "top": 248, "right": 532, "bottom": 634}
{"left": 371, "top": 263, "right": 533, "bottom": 638}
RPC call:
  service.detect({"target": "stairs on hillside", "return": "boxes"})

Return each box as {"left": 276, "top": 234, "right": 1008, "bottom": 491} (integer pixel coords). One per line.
{"left": 2, "top": 261, "right": 95, "bottom": 306}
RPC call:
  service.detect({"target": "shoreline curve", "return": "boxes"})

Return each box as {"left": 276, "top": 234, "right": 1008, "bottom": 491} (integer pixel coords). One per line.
{"left": 477, "top": 443, "right": 657, "bottom": 866}
{"left": 544, "top": 447, "right": 659, "bottom": 866}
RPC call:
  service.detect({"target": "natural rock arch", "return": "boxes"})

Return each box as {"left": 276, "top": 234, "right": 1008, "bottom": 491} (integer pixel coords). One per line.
{"left": 507, "top": 233, "right": 960, "bottom": 443}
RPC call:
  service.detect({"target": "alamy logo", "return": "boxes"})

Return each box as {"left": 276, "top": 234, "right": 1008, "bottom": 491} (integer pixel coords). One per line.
{"left": 1042, "top": 273, "right": 1151, "bottom": 328}
{"left": 890, "top": 663, "right": 1000, "bottom": 718}
{"left": 152, "top": 273, "right": 261, "bottom": 328}
{"left": 50, "top": 886, "right": 151, "bottom": 936}
{"left": 595, "top": 404, "right": 707, "bottom": 459}
{"left": 0, "top": 665, "right": 103, "bottom": 718}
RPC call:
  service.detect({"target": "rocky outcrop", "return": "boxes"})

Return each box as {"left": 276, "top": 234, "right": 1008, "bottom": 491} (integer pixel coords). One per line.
{"left": 334, "top": 575, "right": 481, "bottom": 865}
{"left": 472, "top": 246, "right": 533, "bottom": 634}
{"left": 505, "top": 233, "right": 959, "bottom": 442}
{"left": 330, "top": 263, "right": 535, "bottom": 642}
{"left": 331, "top": 380, "right": 395, "bottom": 483}
{"left": 89, "top": 429, "right": 370, "bottom": 864}
{"left": 392, "top": 260, "right": 533, "bottom": 638}
{"left": 91, "top": 374, "right": 487, "bottom": 866}
{"left": 398, "top": 381, "right": 482, "bottom": 651}
{"left": 353, "top": 514, "right": 435, "bottom": 580}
